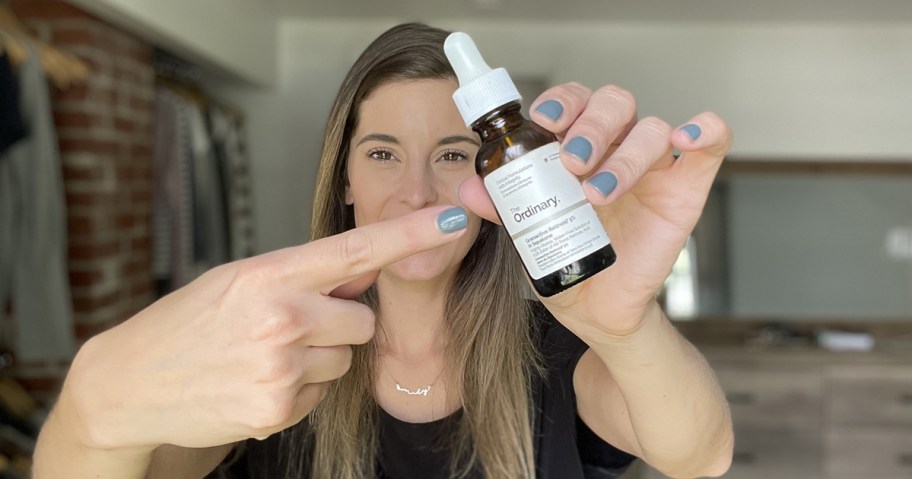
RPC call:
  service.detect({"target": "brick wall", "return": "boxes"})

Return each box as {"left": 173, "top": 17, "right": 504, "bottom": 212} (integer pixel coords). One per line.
{"left": 10, "top": 1, "right": 155, "bottom": 380}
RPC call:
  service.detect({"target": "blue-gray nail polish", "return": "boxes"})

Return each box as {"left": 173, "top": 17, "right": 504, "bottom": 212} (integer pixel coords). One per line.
{"left": 681, "top": 124, "right": 702, "bottom": 141}
{"left": 588, "top": 172, "right": 618, "bottom": 197}
{"left": 565, "top": 137, "right": 592, "bottom": 163}
{"left": 437, "top": 206, "right": 468, "bottom": 233}
{"left": 535, "top": 100, "right": 563, "bottom": 121}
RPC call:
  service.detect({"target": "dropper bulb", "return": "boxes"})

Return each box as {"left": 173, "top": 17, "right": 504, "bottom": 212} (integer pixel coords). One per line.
{"left": 444, "top": 31, "right": 520, "bottom": 126}
{"left": 444, "top": 32, "right": 492, "bottom": 86}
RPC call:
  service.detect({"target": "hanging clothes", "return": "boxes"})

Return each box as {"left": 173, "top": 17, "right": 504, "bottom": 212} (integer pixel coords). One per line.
{"left": 188, "top": 105, "right": 229, "bottom": 270}
{"left": 0, "top": 51, "right": 26, "bottom": 155}
{"left": 152, "top": 88, "right": 195, "bottom": 293}
{"left": 153, "top": 84, "right": 252, "bottom": 295}
{"left": 208, "top": 108, "right": 256, "bottom": 260}
{"left": 230, "top": 118, "right": 256, "bottom": 260}
{"left": 0, "top": 45, "right": 75, "bottom": 364}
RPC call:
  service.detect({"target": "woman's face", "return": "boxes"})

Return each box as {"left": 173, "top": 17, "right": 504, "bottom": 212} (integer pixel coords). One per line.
{"left": 346, "top": 78, "right": 482, "bottom": 283}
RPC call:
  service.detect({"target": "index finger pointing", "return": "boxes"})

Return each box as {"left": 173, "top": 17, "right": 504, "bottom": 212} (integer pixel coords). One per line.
{"left": 278, "top": 205, "right": 469, "bottom": 294}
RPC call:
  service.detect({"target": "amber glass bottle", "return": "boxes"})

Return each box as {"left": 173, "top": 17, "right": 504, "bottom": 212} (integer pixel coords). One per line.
{"left": 445, "top": 33, "right": 616, "bottom": 297}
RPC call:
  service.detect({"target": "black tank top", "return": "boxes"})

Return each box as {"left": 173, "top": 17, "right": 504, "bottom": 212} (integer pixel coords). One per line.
{"left": 209, "top": 302, "right": 636, "bottom": 478}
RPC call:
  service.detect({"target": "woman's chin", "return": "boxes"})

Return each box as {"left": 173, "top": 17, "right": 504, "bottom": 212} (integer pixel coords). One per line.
{"left": 385, "top": 252, "right": 456, "bottom": 283}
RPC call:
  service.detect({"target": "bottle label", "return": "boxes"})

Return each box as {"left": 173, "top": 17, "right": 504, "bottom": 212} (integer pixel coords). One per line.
{"left": 484, "top": 142, "right": 611, "bottom": 280}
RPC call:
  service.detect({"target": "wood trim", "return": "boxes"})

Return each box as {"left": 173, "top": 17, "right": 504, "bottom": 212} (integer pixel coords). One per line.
{"left": 719, "top": 159, "right": 912, "bottom": 176}
{"left": 674, "top": 317, "right": 912, "bottom": 347}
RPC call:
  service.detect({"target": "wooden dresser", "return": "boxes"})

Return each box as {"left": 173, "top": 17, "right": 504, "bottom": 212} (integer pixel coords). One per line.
{"left": 618, "top": 346, "right": 912, "bottom": 479}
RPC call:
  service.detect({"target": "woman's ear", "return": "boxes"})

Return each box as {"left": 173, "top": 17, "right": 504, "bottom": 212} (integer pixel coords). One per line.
{"left": 344, "top": 185, "right": 354, "bottom": 205}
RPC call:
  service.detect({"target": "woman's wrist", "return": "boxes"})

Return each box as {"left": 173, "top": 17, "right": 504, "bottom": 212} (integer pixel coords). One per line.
{"left": 33, "top": 381, "right": 156, "bottom": 479}
{"left": 584, "top": 301, "right": 688, "bottom": 365}
{"left": 575, "top": 299, "right": 666, "bottom": 347}
{"left": 56, "top": 334, "right": 160, "bottom": 454}
{"left": 51, "top": 387, "right": 151, "bottom": 456}
{"left": 43, "top": 393, "right": 157, "bottom": 457}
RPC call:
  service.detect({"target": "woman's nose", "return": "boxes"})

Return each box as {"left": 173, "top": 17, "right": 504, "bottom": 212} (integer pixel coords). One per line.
{"left": 397, "top": 164, "right": 438, "bottom": 209}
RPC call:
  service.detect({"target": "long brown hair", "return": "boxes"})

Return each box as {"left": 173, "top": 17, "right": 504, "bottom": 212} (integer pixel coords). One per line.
{"left": 284, "top": 23, "right": 541, "bottom": 478}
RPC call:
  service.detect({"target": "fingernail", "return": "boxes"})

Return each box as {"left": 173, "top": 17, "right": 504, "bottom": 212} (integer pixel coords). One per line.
{"left": 588, "top": 171, "right": 618, "bottom": 197}
{"left": 680, "top": 124, "right": 702, "bottom": 141}
{"left": 437, "top": 206, "right": 468, "bottom": 233}
{"left": 534, "top": 100, "right": 563, "bottom": 121}
{"left": 565, "top": 137, "right": 592, "bottom": 163}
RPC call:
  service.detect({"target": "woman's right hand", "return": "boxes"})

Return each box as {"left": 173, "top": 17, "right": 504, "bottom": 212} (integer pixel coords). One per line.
{"left": 58, "top": 205, "right": 468, "bottom": 452}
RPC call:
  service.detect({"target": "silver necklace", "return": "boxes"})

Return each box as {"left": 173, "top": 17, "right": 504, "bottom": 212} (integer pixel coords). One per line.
{"left": 386, "top": 366, "right": 444, "bottom": 398}
{"left": 395, "top": 383, "right": 433, "bottom": 396}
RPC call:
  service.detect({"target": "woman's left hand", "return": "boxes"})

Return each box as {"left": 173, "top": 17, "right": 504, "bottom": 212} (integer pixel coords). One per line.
{"left": 459, "top": 82, "right": 733, "bottom": 340}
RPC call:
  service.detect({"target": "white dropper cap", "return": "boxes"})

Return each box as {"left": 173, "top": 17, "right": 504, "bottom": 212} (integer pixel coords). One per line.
{"left": 444, "top": 32, "right": 521, "bottom": 127}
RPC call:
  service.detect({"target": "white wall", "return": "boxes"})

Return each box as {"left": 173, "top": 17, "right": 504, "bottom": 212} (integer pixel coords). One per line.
{"left": 219, "top": 18, "right": 912, "bottom": 252}
{"left": 71, "top": 0, "right": 277, "bottom": 86}
{"left": 208, "top": 20, "right": 388, "bottom": 253}
{"left": 438, "top": 20, "right": 912, "bottom": 159}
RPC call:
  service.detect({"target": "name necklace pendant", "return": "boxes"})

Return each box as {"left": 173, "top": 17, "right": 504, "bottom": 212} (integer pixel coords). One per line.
{"left": 395, "top": 383, "right": 433, "bottom": 396}
{"left": 389, "top": 366, "right": 443, "bottom": 398}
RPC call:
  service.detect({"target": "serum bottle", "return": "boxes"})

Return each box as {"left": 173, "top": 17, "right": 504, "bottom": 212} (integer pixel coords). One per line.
{"left": 444, "top": 32, "right": 616, "bottom": 297}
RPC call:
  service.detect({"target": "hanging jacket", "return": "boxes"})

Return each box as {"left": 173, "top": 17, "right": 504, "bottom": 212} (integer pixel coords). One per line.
{"left": 0, "top": 44, "right": 76, "bottom": 364}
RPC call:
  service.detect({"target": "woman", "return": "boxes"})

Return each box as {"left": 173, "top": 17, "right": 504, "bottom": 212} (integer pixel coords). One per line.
{"left": 34, "top": 23, "right": 733, "bottom": 479}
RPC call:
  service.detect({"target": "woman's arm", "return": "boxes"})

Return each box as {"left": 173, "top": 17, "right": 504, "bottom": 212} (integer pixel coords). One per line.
{"left": 33, "top": 352, "right": 235, "bottom": 479}
{"left": 32, "top": 207, "right": 467, "bottom": 478}
{"left": 32, "top": 386, "right": 153, "bottom": 479}
{"left": 35, "top": 416, "right": 233, "bottom": 479}
{"left": 572, "top": 302, "right": 733, "bottom": 479}
{"left": 459, "top": 83, "right": 736, "bottom": 477}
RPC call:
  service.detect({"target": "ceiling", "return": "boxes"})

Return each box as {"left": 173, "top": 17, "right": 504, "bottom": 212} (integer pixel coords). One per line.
{"left": 268, "top": 0, "right": 912, "bottom": 23}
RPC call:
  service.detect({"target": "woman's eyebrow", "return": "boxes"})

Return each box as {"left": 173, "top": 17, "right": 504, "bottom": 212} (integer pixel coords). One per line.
{"left": 356, "top": 133, "right": 399, "bottom": 146}
{"left": 356, "top": 134, "right": 480, "bottom": 147}
{"left": 438, "top": 135, "right": 480, "bottom": 147}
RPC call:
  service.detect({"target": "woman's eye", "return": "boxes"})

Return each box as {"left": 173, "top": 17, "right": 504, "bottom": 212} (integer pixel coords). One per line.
{"left": 367, "top": 148, "right": 395, "bottom": 161}
{"left": 438, "top": 150, "right": 468, "bottom": 163}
